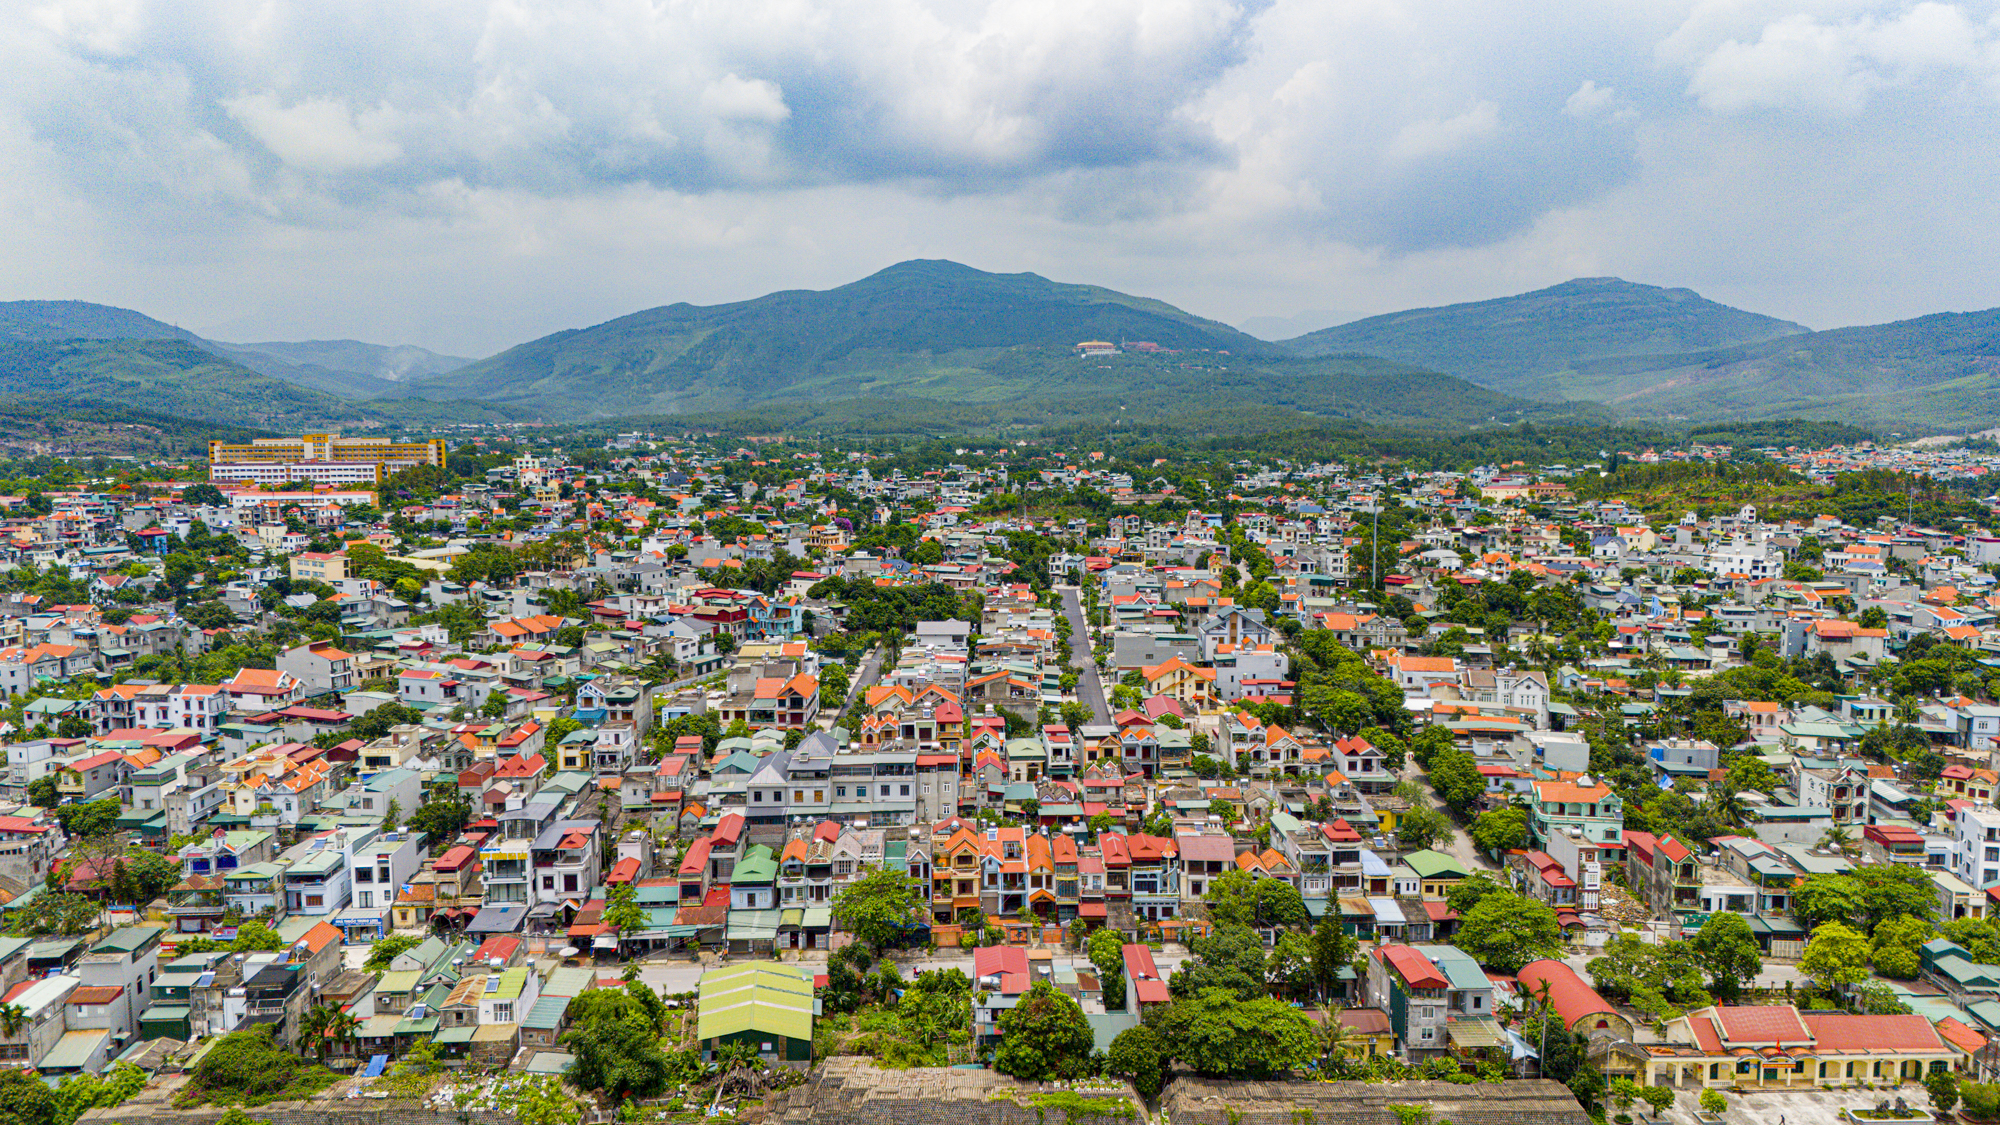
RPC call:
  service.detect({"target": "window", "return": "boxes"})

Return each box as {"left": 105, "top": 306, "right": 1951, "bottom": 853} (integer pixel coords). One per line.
{"left": 306, "top": 894, "right": 324, "bottom": 907}
{"left": 900, "top": 785, "right": 911, "bottom": 796}
{"left": 493, "top": 1003, "right": 513, "bottom": 1022}
{"left": 359, "top": 891, "right": 373, "bottom": 908}
{"left": 543, "top": 877, "right": 555, "bottom": 890}
{"left": 1419, "top": 1027, "right": 1434, "bottom": 1041}
{"left": 752, "top": 791, "right": 763, "bottom": 802}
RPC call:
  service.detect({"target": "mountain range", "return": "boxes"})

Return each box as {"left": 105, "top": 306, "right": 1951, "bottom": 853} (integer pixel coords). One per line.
{"left": 11, "top": 263, "right": 2000, "bottom": 434}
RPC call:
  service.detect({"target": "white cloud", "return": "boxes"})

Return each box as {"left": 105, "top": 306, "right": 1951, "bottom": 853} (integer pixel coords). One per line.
{"left": 699, "top": 75, "right": 790, "bottom": 124}
{"left": 1388, "top": 101, "right": 1502, "bottom": 162}
{"left": 1564, "top": 79, "right": 1636, "bottom": 120}
{"left": 224, "top": 93, "right": 404, "bottom": 173}
{"left": 0, "top": 0, "right": 1998, "bottom": 355}
{"left": 1684, "top": 2, "right": 1998, "bottom": 113}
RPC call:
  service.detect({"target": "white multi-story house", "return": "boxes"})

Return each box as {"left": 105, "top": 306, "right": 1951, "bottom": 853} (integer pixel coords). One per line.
{"left": 1955, "top": 804, "right": 2000, "bottom": 890}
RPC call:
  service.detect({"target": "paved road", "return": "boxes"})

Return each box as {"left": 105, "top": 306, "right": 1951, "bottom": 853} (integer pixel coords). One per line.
{"left": 1398, "top": 761, "right": 1499, "bottom": 874}
{"left": 832, "top": 644, "right": 885, "bottom": 727}
{"left": 628, "top": 946, "right": 1193, "bottom": 995}
{"left": 1058, "top": 586, "right": 1111, "bottom": 725}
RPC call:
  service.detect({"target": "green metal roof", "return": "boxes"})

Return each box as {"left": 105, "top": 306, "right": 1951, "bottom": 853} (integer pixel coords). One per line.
{"left": 696, "top": 964, "right": 813, "bottom": 1042}
{"left": 1401, "top": 850, "right": 1470, "bottom": 879}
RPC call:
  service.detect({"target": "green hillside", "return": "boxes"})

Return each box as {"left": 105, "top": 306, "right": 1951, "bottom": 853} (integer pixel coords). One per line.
{"left": 1569, "top": 307, "right": 2000, "bottom": 428}
{"left": 0, "top": 338, "right": 369, "bottom": 427}
{"left": 0, "top": 300, "right": 199, "bottom": 345}
{"left": 1283, "top": 277, "right": 1808, "bottom": 398}
{"left": 407, "top": 259, "right": 1313, "bottom": 418}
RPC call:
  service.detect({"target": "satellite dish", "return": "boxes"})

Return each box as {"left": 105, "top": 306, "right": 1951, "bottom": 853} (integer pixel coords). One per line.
{"left": 558, "top": 946, "right": 580, "bottom": 958}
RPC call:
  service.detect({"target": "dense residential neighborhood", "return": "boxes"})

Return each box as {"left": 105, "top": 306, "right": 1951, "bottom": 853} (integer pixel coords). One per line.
{"left": 4, "top": 425, "right": 2000, "bottom": 1123}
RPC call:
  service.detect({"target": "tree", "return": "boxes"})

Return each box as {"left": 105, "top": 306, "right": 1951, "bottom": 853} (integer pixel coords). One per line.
{"left": 1689, "top": 914, "right": 1762, "bottom": 1002}
{"left": 364, "top": 933, "right": 422, "bottom": 972}
{"left": 1929, "top": 1069, "right": 1962, "bottom": 1116}
{"left": 831, "top": 866, "right": 921, "bottom": 951}
{"left": 299, "top": 1003, "right": 359, "bottom": 1063}
{"left": 1152, "top": 988, "right": 1317, "bottom": 1079}
{"left": 406, "top": 794, "right": 472, "bottom": 846}
{"left": 1445, "top": 873, "right": 1507, "bottom": 917}
{"left": 1311, "top": 1010, "right": 1363, "bottom": 1066}
{"left": 1169, "top": 925, "right": 1268, "bottom": 1001}
{"left": 183, "top": 483, "right": 227, "bottom": 507}
{"left": 562, "top": 1009, "right": 672, "bottom": 1104}
{"left": 1454, "top": 891, "right": 1563, "bottom": 972}
{"left": 0, "top": 1069, "right": 57, "bottom": 1125}
{"left": 1640, "top": 1085, "right": 1675, "bottom": 1118}
{"left": 1699, "top": 1090, "right": 1727, "bottom": 1116}
{"left": 1469, "top": 806, "right": 1529, "bottom": 853}
{"left": 1106, "top": 1025, "right": 1169, "bottom": 1100}
{"left": 603, "top": 882, "right": 646, "bottom": 940}
{"left": 1395, "top": 805, "right": 1452, "bottom": 852}
{"left": 229, "top": 921, "right": 285, "bottom": 953}
{"left": 50, "top": 1061, "right": 145, "bottom": 1125}
{"left": 382, "top": 798, "right": 402, "bottom": 830}
{"left": 1800, "top": 921, "right": 1872, "bottom": 992}
{"left": 1961, "top": 1081, "right": 2000, "bottom": 1120}
{"left": 1793, "top": 865, "right": 1937, "bottom": 935}
{"left": 24, "top": 778, "right": 56, "bottom": 809}
{"left": 993, "top": 981, "right": 1093, "bottom": 1081}
{"left": 1089, "top": 929, "right": 1127, "bottom": 1010}
{"left": 1309, "top": 915, "right": 1357, "bottom": 1002}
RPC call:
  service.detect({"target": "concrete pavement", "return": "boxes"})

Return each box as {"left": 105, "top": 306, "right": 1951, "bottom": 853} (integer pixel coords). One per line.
{"left": 1398, "top": 762, "right": 1499, "bottom": 874}
{"left": 1058, "top": 585, "right": 1111, "bottom": 726}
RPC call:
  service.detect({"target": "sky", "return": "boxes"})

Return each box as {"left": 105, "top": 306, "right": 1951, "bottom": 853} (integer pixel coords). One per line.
{"left": 5, "top": 0, "right": 2000, "bottom": 357}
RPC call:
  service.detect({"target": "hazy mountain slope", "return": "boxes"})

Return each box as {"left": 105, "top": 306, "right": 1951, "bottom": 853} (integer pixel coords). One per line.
{"left": 222, "top": 339, "right": 472, "bottom": 380}
{"left": 408, "top": 259, "right": 1299, "bottom": 417}
{"left": 0, "top": 339, "right": 366, "bottom": 426}
{"left": 0, "top": 299, "right": 481, "bottom": 401}
{"left": 0, "top": 300, "right": 200, "bottom": 345}
{"left": 215, "top": 339, "right": 472, "bottom": 398}
{"left": 1284, "top": 277, "right": 1809, "bottom": 398}
{"left": 1571, "top": 307, "right": 2000, "bottom": 427}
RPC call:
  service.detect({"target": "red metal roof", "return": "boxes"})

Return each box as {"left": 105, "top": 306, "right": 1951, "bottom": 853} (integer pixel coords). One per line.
{"left": 1379, "top": 945, "right": 1448, "bottom": 990}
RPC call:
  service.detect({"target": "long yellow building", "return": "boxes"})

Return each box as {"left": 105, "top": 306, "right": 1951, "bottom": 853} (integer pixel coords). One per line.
{"left": 206, "top": 435, "right": 449, "bottom": 486}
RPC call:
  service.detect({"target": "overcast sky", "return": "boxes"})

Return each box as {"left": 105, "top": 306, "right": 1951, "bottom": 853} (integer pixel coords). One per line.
{"left": 5, "top": 0, "right": 2000, "bottom": 357}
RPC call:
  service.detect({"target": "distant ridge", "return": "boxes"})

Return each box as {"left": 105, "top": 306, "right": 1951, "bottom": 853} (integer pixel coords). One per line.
{"left": 1282, "top": 277, "right": 1809, "bottom": 399}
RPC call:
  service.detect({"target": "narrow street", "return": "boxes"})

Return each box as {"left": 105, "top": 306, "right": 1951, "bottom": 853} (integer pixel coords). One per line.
{"left": 1399, "top": 761, "right": 1500, "bottom": 874}
{"left": 1058, "top": 585, "right": 1111, "bottom": 726}
{"left": 832, "top": 644, "right": 885, "bottom": 727}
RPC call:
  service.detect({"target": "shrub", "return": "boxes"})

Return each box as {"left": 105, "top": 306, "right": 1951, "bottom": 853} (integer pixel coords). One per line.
{"left": 1961, "top": 1082, "right": 2000, "bottom": 1121}
{"left": 180, "top": 1026, "right": 338, "bottom": 1106}
{"left": 1699, "top": 1090, "right": 1727, "bottom": 1116}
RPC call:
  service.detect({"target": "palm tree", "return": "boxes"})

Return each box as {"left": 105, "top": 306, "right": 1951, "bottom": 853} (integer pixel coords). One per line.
{"left": 301, "top": 1003, "right": 343, "bottom": 1062}
{"left": 1314, "top": 1009, "right": 1363, "bottom": 1066}
{"left": 1703, "top": 785, "right": 1750, "bottom": 829}
{"left": 1524, "top": 976, "right": 1560, "bottom": 1073}
{"left": 1820, "top": 824, "right": 1856, "bottom": 856}
{"left": 0, "top": 1004, "right": 25, "bottom": 1038}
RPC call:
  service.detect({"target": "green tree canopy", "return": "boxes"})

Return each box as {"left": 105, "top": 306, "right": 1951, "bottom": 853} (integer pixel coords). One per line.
{"left": 1688, "top": 914, "right": 1763, "bottom": 1002}
{"left": 992, "top": 981, "right": 1094, "bottom": 1082}
{"left": 831, "top": 866, "right": 922, "bottom": 951}
{"left": 1800, "top": 921, "right": 1873, "bottom": 991}
{"left": 1454, "top": 891, "right": 1564, "bottom": 971}
{"left": 1107, "top": 1026, "right": 1170, "bottom": 1099}
{"left": 1152, "top": 988, "right": 1317, "bottom": 1079}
